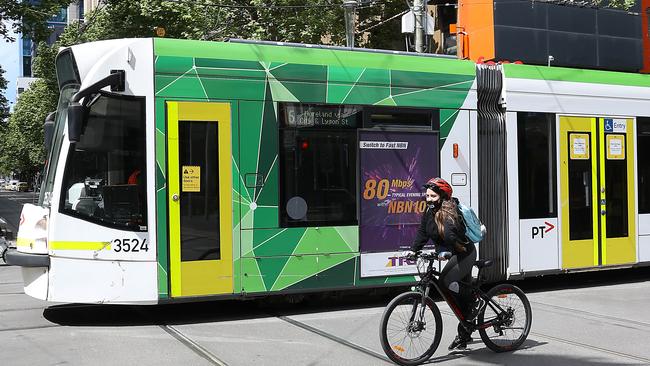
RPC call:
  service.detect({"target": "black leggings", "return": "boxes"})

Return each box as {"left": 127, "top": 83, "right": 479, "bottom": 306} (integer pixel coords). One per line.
{"left": 440, "top": 243, "right": 477, "bottom": 335}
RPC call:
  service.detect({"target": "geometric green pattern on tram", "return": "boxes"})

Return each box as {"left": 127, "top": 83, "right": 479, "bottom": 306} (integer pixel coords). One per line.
{"left": 153, "top": 39, "right": 476, "bottom": 298}
{"left": 298, "top": 228, "right": 355, "bottom": 254}
{"left": 270, "top": 62, "right": 327, "bottom": 83}
{"left": 252, "top": 228, "right": 306, "bottom": 258}
{"left": 240, "top": 257, "right": 265, "bottom": 292}
{"left": 252, "top": 207, "right": 279, "bottom": 229}
{"left": 154, "top": 98, "right": 169, "bottom": 297}
{"left": 195, "top": 57, "right": 266, "bottom": 70}
{"left": 156, "top": 73, "right": 206, "bottom": 99}
{"left": 392, "top": 70, "right": 471, "bottom": 89}
{"left": 440, "top": 109, "right": 460, "bottom": 144}
{"left": 335, "top": 226, "right": 360, "bottom": 252}
{"left": 341, "top": 68, "right": 391, "bottom": 105}
{"left": 201, "top": 76, "right": 267, "bottom": 101}
{"left": 258, "top": 256, "right": 293, "bottom": 291}
{"left": 286, "top": 258, "right": 356, "bottom": 290}
{"left": 255, "top": 86, "right": 279, "bottom": 207}
{"left": 156, "top": 55, "right": 194, "bottom": 73}
{"left": 238, "top": 100, "right": 264, "bottom": 204}
{"left": 271, "top": 255, "right": 319, "bottom": 290}
{"left": 231, "top": 102, "right": 242, "bottom": 294}
{"left": 327, "top": 66, "right": 365, "bottom": 104}
{"left": 268, "top": 63, "right": 327, "bottom": 102}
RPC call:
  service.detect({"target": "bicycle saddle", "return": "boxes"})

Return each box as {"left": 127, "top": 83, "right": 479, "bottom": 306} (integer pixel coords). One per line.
{"left": 474, "top": 260, "right": 493, "bottom": 269}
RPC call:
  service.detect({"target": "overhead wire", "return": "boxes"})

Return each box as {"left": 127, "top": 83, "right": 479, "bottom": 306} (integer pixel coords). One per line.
{"left": 358, "top": 9, "right": 408, "bottom": 33}
{"left": 170, "top": 0, "right": 393, "bottom": 10}
{"left": 75, "top": 0, "right": 107, "bottom": 42}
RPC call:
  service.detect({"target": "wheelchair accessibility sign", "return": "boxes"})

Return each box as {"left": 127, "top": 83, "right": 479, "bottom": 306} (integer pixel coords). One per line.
{"left": 604, "top": 118, "right": 626, "bottom": 133}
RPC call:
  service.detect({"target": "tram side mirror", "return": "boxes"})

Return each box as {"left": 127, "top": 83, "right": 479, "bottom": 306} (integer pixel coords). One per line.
{"left": 67, "top": 102, "right": 85, "bottom": 143}
{"left": 44, "top": 112, "right": 56, "bottom": 152}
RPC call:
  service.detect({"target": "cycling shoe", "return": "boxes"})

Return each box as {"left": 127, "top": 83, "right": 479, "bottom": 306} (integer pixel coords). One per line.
{"left": 448, "top": 335, "right": 473, "bottom": 350}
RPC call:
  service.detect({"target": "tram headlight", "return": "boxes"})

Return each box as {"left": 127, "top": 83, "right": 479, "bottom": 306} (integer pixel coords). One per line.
{"left": 36, "top": 217, "right": 47, "bottom": 231}
{"left": 34, "top": 217, "right": 48, "bottom": 250}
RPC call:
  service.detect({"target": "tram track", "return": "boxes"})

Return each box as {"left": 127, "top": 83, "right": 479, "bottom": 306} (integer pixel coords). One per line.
{"left": 438, "top": 307, "right": 650, "bottom": 364}
{"left": 276, "top": 314, "right": 392, "bottom": 364}
{"left": 0, "top": 281, "right": 25, "bottom": 285}
{"left": 530, "top": 300, "right": 650, "bottom": 330}
{"left": 0, "top": 306, "right": 48, "bottom": 312}
{"left": 122, "top": 305, "right": 229, "bottom": 366}
{"left": 160, "top": 324, "right": 230, "bottom": 366}
{"left": 529, "top": 331, "right": 650, "bottom": 364}
{"left": 0, "top": 324, "right": 60, "bottom": 333}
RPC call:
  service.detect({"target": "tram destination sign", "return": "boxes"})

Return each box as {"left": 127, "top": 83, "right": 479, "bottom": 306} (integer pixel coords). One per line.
{"left": 282, "top": 104, "right": 361, "bottom": 128}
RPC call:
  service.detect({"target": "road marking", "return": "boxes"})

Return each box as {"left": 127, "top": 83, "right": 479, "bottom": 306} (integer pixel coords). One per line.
{"left": 161, "top": 324, "right": 229, "bottom": 366}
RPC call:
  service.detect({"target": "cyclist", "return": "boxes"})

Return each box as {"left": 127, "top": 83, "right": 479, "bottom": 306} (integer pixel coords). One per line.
{"left": 410, "top": 177, "right": 478, "bottom": 350}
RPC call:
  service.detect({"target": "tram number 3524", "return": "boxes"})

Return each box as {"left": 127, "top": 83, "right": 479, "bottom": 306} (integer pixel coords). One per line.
{"left": 112, "top": 238, "right": 149, "bottom": 253}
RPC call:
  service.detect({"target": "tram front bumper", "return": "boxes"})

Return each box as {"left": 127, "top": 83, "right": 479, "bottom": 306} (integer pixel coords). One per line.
{"left": 3, "top": 246, "right": 50, "bottom": 267}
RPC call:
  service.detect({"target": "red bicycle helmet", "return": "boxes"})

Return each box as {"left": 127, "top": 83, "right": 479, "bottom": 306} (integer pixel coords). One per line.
{"left": 423, "top": 177, "right": 453, "bottom": 198}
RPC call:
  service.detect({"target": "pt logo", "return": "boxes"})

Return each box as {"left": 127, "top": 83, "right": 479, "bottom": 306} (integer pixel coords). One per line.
{"left": 532, "top": 222, "right": 555, "bottom": 239}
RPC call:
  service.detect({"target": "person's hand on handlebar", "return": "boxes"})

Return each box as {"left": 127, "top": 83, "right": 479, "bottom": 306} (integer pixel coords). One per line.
{"left": 438, "top": 251, "right": 452, "bottom": 261}
{"left": 405, "top": 250, "right": 420, "bottom": 261}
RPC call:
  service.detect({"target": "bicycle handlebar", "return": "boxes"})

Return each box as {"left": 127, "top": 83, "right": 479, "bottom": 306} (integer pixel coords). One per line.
{"left": 410, "top": 251, "right": 452, "bottom": 261}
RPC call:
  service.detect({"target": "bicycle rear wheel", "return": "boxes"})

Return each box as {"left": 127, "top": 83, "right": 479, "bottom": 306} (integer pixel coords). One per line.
{"left": 478, "top": 284, "right": 532, "bottom": 352}
{"left": 379, "top": 291, "right": 443, "bottom": 366}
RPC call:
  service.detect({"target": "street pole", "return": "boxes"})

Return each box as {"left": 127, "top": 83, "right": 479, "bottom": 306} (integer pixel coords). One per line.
{"left": 343, "top": 0, "right": 357, "bottom": 48}
{"left": 413, "top": 0, "right": 424, "bottom": 53}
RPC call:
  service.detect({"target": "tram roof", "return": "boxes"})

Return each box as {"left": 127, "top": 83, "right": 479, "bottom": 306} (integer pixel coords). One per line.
{"left": 153, "top": 38, "right": 477, "bottom": 77}
{"left": 154, "top": 38, "right": 650, "bottom": 89}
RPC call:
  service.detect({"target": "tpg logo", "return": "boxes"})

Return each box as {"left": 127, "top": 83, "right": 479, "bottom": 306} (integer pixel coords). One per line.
{"left": 532, "top": 221, "right": 555, "bottom": 239}
{"left": 386, "top": 255, "right": 416, "bottom": 267}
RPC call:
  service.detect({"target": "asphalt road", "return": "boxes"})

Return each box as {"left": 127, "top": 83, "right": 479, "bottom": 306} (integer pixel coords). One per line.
{"left": 2, "top": 191, "right": 650, "bottom": 365}
{"left": 0, "top": 190, "right": 38, "bottom": 234}
{"left": 2, "top": 263, "right": 650, "bottom": 366}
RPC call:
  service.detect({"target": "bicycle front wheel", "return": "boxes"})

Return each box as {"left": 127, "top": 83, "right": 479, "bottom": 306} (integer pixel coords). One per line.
{"left": 379, "top": 291, "right": 443, "bottom": 366}
{"left": 478, "top": 284, "right": 532, "bottom": 352}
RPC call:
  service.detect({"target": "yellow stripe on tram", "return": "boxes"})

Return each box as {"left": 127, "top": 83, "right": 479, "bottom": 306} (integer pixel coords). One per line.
{"left": 49, "top": 241, "right": 112, "bottom": 251}
{"left": 15, "top": 237, "right": 32, "bottom": 249}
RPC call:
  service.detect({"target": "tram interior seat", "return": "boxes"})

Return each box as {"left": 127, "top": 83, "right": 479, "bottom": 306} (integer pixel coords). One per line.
{"left": 69, "top": 183, "right": 99, "bottom": 216}
{"left": 102, "top": 185, "right": 141, "bottom": 224}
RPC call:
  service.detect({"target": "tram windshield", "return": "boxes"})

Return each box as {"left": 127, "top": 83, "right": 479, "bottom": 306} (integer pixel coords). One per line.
{"left": 40, "top": 49, "right": 80, "bottom": 207}
{"left": 39, "top": 85, "right": 78, "bottom": 207}
{"left": 59, "top": 93, "right": 147, "bottom": 231}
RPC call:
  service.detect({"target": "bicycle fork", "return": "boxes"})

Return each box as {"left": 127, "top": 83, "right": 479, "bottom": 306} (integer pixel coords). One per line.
{"left": 407, "top": 286, "right": 431, "bottom": 332}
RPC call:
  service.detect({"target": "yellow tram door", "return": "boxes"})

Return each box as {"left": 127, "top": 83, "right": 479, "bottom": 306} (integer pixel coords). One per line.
{"left": 560, "top": 116, "right": 636, "bottom": 269}
{"left": 167, "top": 101, "right": 233, "bottom": 297}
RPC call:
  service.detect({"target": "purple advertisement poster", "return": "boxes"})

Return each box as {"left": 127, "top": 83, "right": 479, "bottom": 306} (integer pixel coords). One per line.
{"left": 359, "top": 130, "right": 439, "bottom": 253}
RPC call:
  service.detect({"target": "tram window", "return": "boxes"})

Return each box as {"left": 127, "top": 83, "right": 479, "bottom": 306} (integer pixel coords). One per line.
{"left": 279, "top": 104, "right": 360, "bottom": 227}
{"left": 364, "top": 107, "right": 439, "bottom": 129}
{"left": 517, "top": 112, "right": 557, "bottom": 219}
{"left": 638, "top": 117, "right": 650, "bottom": 214}
{"left": 60, "top": 93, "right": 146, "bottom": 231}
{"left": 605, "top": 133, "right": 628, "bottom": 237}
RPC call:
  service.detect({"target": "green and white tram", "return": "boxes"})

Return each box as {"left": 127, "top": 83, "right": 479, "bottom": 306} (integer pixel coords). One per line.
{"left": 4, "top": 38, "right": 650, "bottom": 304}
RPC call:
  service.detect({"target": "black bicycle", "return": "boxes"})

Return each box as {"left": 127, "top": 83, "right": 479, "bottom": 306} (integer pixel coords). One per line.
{"left": 379, "top": 252, "right": 532, "bottom": 366}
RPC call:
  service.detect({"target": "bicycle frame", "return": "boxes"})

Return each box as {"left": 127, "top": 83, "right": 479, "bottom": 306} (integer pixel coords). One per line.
{"left": 414, "top": 256, "right": 511, "bottom": 334}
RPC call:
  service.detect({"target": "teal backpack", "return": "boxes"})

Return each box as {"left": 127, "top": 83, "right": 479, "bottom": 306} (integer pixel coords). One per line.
{"left": 458, "top": 202, "right": 486, "bottom": 244}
